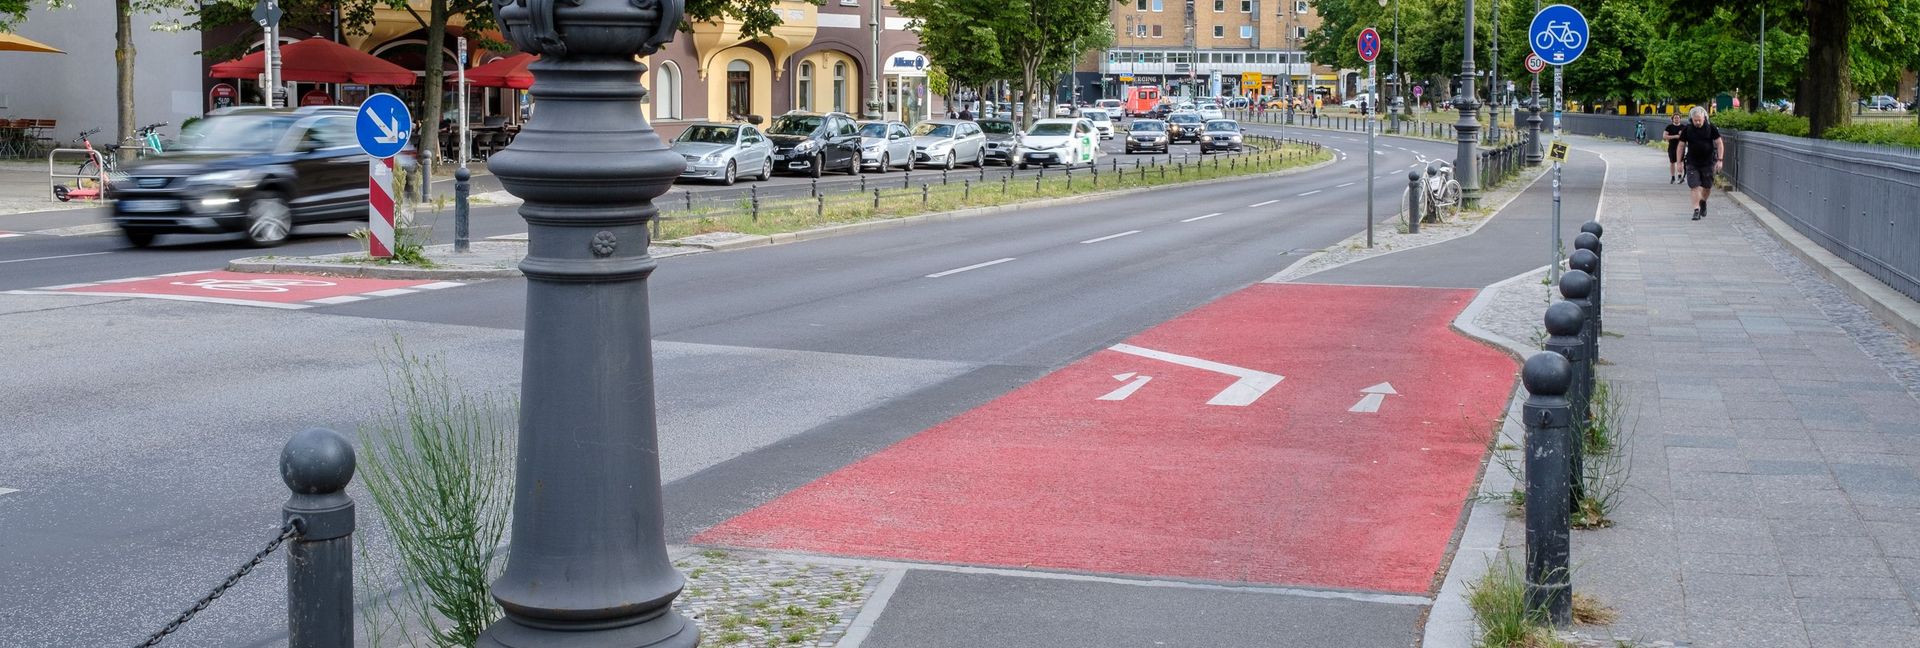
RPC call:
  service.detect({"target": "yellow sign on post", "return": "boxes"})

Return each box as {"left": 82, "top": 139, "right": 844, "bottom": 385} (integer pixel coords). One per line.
{"left": 1241, "top": 72, "right": 1261, "bottom": 88}
{"left": 1548, "top": 140, "right": 1569, "bottom": 162}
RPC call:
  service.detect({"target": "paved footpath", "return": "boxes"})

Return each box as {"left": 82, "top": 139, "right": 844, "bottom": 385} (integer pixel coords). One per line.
{"left": 1516, "top": 138, "right": 1920, "bottom": 647}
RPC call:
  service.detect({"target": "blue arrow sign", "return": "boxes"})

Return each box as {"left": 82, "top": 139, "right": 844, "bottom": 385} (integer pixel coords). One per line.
{"left": 1529, "top": 4, "right": 1588, "bottom": 65}
{"left": 355, "top": 93, "right": 412, "bottom": 160}
{"left": 1357, "top": 28, "right": 1381, "bottom": 63}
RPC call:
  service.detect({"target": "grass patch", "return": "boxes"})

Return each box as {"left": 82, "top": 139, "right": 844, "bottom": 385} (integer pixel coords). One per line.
{"left": 1572, "top": 593, "right": 1619, "bottom": 625}
{"left": 1574, "top": 379, "right": 1633, "bottom": 529}
{"left": 1467, "top": 558, "right": 1567, "bottom": 648}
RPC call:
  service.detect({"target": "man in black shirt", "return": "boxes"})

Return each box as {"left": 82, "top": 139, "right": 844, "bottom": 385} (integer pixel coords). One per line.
{"left": 1677, "top": 106, "right": 1723, "bottom": 220}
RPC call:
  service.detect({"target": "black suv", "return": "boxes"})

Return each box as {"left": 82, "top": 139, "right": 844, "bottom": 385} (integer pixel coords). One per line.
{"left": 765, "top": 111, "right": 863, "bottom": 178}
{"left": 110, "top": 106, "right": 409, "bottom": 248}
{"left": 1165, "top": 112, "right": 1206, "bottom": 144}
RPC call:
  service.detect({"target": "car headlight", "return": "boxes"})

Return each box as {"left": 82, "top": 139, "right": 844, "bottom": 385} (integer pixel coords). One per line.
{"left": 863, "top": 142, "right": 882, "bottom": 152}
{"left": 701, "top": 150, "right": 726, "bottom": 161}
{"left": 792, "top": 140, "right": 819, "bottom": 155}
{"left": 189, "top": 169, "right": 258, "bottom": 186}
{"left": 929, "top": 142, "right": 952, "bottom": 154}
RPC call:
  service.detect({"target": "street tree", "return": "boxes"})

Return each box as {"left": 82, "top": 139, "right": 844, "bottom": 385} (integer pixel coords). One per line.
{"left": 894, "top": 0, "right": 1113, "bottom": 128}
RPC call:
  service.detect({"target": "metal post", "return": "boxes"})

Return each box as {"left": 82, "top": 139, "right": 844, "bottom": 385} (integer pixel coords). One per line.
{"left": 1489, "top": 0, "right": 1500, "bottom": 143}
{"left": 281, "top": 428, "right": 356, "bottom": 648}
{"left": 873, "top": 187, "right": 881, "bottom": 210}
{"left": 1455, "top": 0, "right": 1482, "bottom": 209}
{"left": 866, "top": 0, "right": 882, "bottom": 120}
{"left": 476, "top": 1, "right": 697, "bottom": 646}
{"left": 1367, "top": 57, "right": 1376, "bottom": 249}
{"left": 1522, "top": 352, "right": 1574, "bottom": 627}
{"left": 1407, "top": 170, "right": 1422, "bottom": 234}
{"left": 1549, "top": 64, "right": 1564, "bottom": 280}
{"left": 455, "top": 168, "right": 471, "bottom": 253}
{"left": 751, "top": 183, "right": 760, "bottom": 221}
{"left": 421, "top": 151, "right": 433, "bottom": 203}
{"left": 1391, "top": 0, "right": 1401, "bottom": 134}
{"left": 1543, "top": 299, "right": 1590, "bottom": 507}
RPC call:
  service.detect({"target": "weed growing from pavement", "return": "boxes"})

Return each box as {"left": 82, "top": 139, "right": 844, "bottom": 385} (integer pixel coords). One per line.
{"left": 1573, "top": 380, "right": 1633, "bottom": 529}
{"left": 650, "top": 138, "right": 1329, "bottom": 241}
{"left": 1572, "top": 592, "right": 1619, "bottom": 625}
{"left": 1467, "top": 557, "right": 1567, "bottom": 648}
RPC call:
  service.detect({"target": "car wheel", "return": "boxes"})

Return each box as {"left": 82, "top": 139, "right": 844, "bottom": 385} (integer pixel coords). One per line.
{"left": 759, "top": 158, "right": 773, "bottom": 181}
{"left": 846, "top": 152, "right": 861, "bottom": 176}
{"left": 123, "top": 230, "right": 155, "bottom": 248}
{"left": 810, "top": 154, "right": 824, "bottom": 179}
{"left": 943, "top": 155, "right": 955, "bottom": 171}
{"left": 721, "top": 160, "right": 737, "bottom": 186}
{"left": 244, "top": 193, "right": 292, "bottom": 248}
{"left": 878, "top": 153, "right": 890, "bottom": 173}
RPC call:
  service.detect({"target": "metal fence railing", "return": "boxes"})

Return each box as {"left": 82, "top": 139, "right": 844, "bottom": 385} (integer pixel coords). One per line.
{"left": 1229, "top": 108, "right": 1529, "bottom": 147}
{"left": 1479, "top": 140, "right": 1529, "bottom": 190}
{"left": 1549, "top": 111, "right": 1920, "bottom": 302}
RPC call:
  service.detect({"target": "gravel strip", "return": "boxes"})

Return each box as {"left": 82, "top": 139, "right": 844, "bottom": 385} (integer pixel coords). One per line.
{"left": 670, "top": 549, "right": 881, "bottom": 648}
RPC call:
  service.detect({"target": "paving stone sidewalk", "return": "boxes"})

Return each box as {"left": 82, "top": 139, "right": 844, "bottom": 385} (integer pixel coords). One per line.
{"left": 1550, "top": 138, "right": 1920, "bottom": 647}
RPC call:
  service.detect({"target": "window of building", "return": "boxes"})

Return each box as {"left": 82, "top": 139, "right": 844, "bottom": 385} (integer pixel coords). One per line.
{"left": 797, "top": 61, "right": 814, "bottom": 111}
{"left": 1241, "top": 0, "right": 1252, "bottom": 12}
{"left": 1136, "top": 24, "right": 1148, "bottom": 37}
{"left": 727, "top": 59, "right": 752, "bottom": 119}
{"left": 1213, "top": 25, "right": 1224, "bottom": 38}
{"left": 832, "top": 62, "right": 847, "bottom": 113}
{"left": 1136, "top": 0, "right": 1147, "bottom": 9}
{"left": 1296, "top": 26, "right": 1308, "bottom": 40}
{"left": 1213, "top": 0, "right": 1223, "bottom": 10}
{"left": 1240, "top": 25, "right": 1253, "bottom": 39}
{"left": 654, "top": 60, "right": 681, "bottom": 119}
{"left": 1151, "top": 24, "right": 1162, "bottom": 38}
{"left": 1295, "top": 0, "right": 1309, "bottom": 14}
{"left": 1151, "top": 0, "right": 1163, "bottom": 11}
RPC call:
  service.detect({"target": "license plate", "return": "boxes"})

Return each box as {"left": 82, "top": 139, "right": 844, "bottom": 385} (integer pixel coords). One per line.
{"left": 1032, "top": 153, "right": 1055, "bottom": 160}
{"left": 117, "top": 199, "right": 179, "bottom": 213}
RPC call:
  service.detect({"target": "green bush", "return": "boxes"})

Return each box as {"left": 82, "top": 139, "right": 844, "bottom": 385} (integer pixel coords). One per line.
{"left": 1711, "top": 111, "right": 1920, "bottom": 149}
{"left": 1711, "top": 110, "right": 1809, "bottom": 137}
{"left": 1822, "top": 122, "right": 1920, "bottom": 148}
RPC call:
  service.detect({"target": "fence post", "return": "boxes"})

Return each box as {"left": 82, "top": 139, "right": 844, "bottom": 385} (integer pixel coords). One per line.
{"left": 1066, "top": 167, "right": 1072, "bottom": 190}
{"left": 685, "top": 190, "right": 692, "bottom": 212}
{"left": 750, "top": 184, "right": 759, "bottom": 222}
{"left": 815, "top": 193, "right": 824, "bottom": 219}
{"left": 454, "top": 168, "right": 471, "bottom": 253}
{"left": 942, "top": 169, "right": 949, "bottom": 185}
{"left": 1521, "top": 352, "right": 1575, "bottom": 628}
{"left": 1002, "top": 176, "right": 1008, "bottom": 195}
{"left": 873, "top": 187, "right": 881, "bottom": 210}
{"left": 811, "top": 178, "right": 818, "bottom": 198}
{"left": 1407, "top": 170, "right": 1422, "bottom": 234}
{"left": 904, "top": 170, "right": 911, "bottom": 189}
{"left": 964, "top": 178, "right": 971, "bottom": 201}
{"left": 282, "top": 428, "right": 356, "bottom": 648}
{"left": 860, "top": 175, "right": 866, "bottom": 192}
{"left": 921, "top": 183, "right": 928, "bottom": 204}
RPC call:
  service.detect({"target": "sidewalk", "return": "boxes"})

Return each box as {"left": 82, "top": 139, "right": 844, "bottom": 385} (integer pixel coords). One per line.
{"left": 1490, "top": 138, "right": 1920, "bottom": 646}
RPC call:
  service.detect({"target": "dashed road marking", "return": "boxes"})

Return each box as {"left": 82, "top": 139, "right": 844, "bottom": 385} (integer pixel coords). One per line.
{"left": 1298, "top": 190, "right": 1322, "bottom": 196}
{"left": 926, "top": 257, "right": 1016, "bottom": 278}
{"left": 1081, "top": 230, "right": 1142, "bottom": 244}
{"left": 1337, "top": 182, "right": 1356, "bottom": 188}
{"left": 1181, "top": 212, "right": 1223, "bottom": 223}
{"left": 362, "top": 288, "right": 418, "bottom": 298}
{"left": 0, "top": 488, "right": 18, "bottom": 497}
{"left": 0, "top": 252, "right": 111, "bottom": 265}
{"left": 1249, "top": 199, "right": 1278, "bottom": 208}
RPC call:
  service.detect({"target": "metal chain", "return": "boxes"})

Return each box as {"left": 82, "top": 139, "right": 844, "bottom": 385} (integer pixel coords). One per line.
{"left": 134, "top": 518, "right": 302, "bottom": 648}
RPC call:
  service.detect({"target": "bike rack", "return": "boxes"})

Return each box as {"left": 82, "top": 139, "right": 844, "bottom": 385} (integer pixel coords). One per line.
{"left": 47, "top": 148, "right": 109, "bottom": 202}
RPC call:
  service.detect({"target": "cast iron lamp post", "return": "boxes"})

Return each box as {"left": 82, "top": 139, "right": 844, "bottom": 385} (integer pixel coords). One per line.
{"left": 476, "top": 1, "right": 697, "bottom": 647}
{"left": 1454, "top": 0, "right": 1482, "bottom": 210}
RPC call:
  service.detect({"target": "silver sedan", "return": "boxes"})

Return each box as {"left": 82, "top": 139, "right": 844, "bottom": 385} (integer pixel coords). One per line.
{"left": 910, "top": 119, "right": 986, "bottom": 170}
{"left": 857, "top": 120, "right": 914, "bottom": 172}
{"left": 671, "top": 122, "right": 775, "bottom": 185}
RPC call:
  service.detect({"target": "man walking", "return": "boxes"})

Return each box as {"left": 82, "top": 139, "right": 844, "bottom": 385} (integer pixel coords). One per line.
{"left": 1677, "top": 106, "right": 1723, "bottom": 220}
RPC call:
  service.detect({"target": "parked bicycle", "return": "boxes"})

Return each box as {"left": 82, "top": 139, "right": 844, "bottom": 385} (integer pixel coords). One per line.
{"left": 1423, "top": 160, "right": 1462, "bottom": 220}
{"left": 53, "top": 128, "right": 121, "bottom": 202}
{"left": 123, "top": 121, "right": 170, "bottom": 157}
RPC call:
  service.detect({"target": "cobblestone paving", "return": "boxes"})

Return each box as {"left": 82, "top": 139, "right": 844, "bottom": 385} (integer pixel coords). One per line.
{"left": 670, "top": 548, "right": 880, "bottom": 648}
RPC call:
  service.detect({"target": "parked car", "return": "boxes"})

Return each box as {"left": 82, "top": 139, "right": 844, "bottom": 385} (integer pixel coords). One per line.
{"left": 911, "top": 119, "right": 987, "bottom": 169}
{"left": 978, "top": 117, "right": 1020, "bottom": 166}
{"left": 1197, "top": 104, "right": 1226, "bottom": 121}
{"left": 671, "top": 122, "right": 774, "bottom": 185}
{"left": 1861, "top": 95, "right": 1902, "bottom": 111}
{"left": 857, "top": 120, "right": 914, "bottom": 172}
{"left": 1054, "top": 103, "right": 1074, "bottom": 117}
{"left": 766, "top": 111, "right": 864, "bottom": 177}
{"left": 1166, "top": 111, "right": 1206, "bottom": 143}
{"left": 1198, "top": 119, "right": 1244, "bottom": 154}
{"left": 109, "top": 105, "right": 411, "bottom": 248}
{"left": 1015, "top": 118, "right": 1099, "bottom": 169}
{"left": 1079, "top": 109, "right": 1115, "bottom": 139}
{"left": 1124, "top": 119, "right": 1170, "bottom": 154}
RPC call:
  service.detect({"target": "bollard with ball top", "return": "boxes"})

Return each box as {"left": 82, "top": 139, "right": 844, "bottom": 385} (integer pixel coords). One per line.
{"left": 1559, "top": 269, "right": 1599, "bottom": 379}
{"left": 1543, "top": 299, "right": 1591, "bottom": 508}
{"left": 1522, "top": 352, "right": 1574, "bottom": 627}
{"left": 281, "top": 428, "right": 356, "bottom": 648}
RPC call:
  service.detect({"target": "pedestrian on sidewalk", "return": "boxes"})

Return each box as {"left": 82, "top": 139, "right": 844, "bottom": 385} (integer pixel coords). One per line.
{"left": 1677, "top": 106, "right": 1723, "bottom": 220}
{"left": 1662, "top": 113, "right": 1685, "bottom": 183}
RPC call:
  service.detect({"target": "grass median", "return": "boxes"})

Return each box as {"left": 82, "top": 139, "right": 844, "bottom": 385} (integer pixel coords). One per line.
{"left": 652, "top": 137, "right": 1331, "bottom": 241}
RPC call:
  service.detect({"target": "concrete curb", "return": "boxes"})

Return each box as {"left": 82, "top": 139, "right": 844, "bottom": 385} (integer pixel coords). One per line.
{"left": 1726, "top": 189, "right": 1920, "bottom": 345}
{"left": 226, "top": 257, "right": 523, "bottom": 280}
{"left": 668, "top": 152, "right": 1341, "bottom": 253}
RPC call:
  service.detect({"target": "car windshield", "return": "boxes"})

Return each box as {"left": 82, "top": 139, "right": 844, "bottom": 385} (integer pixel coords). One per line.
{"left": 858, "top": 123, "right": 890, "bottom": 138}
{"left": 1027, "top": 122, "right": 1073, "bottom": 136}
{"left": 1207, "top": 120, "right": 1238, "bottom": 131}
{"left": 1169, "top": 114, "right": 1201, "bottom": 123}
{"left": 978, "top": 120, "right": 1016, "bottom": 135}
{"left": 173, "top": 114, "right": 298, "bottom": 152}
{"left": 1083, "top": 110, "right": 1107, "bottom": 120}
{"left": 675, "top": 125, "right": 738, "bottom": 144}
{"left": 1130, "top": 121, "right": 1166, "bottom": 132}
{"left": 767, "top": 115, "right": 823, "bottom": 136}
{"left": 911, "top": 123, "right": 955, "bottom": 138}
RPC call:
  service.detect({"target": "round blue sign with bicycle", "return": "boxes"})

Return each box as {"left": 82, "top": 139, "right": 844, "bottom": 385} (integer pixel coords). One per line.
{"left": 1529, "top": 4, "right": 1588, "bottom": 65}
{"left": 355, "top": 92, "right": 412, "bottom": 160}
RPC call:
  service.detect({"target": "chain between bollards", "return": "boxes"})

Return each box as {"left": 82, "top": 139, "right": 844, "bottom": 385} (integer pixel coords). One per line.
{"left": 134, "top": 520, "right": 301, "bottom": 647}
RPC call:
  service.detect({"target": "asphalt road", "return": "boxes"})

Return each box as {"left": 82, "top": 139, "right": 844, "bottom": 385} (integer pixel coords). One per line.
{"left": 0, "top": 127, "right": 1478, "bottom": 646}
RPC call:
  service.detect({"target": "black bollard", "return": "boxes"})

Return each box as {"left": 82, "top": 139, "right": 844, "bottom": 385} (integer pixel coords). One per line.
{"left": 454, "top": 168, "right": 471, "bottom": 253}
{"left": 1560, "top": 269, "right": 1599, "bottom": 377}
{"left": 282, "top": 428, "right": 356, "bottom": 648}
{"left": 1573, "top": 231, "right": 1604, "bottom": 338}
{"left": 1407, "top": 170, "right": 1423, "bottom": 234}
{"left": 1544, "top": 300, "right": 1591, "bottom": 508}
{"left": 1522, "top": 352, "right": 1575, "bottom": 627}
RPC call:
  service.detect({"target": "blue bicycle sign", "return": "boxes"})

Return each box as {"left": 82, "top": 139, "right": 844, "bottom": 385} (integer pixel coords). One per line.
{"left": 1528, "top": 4, "right": 1588, "bottom": 65}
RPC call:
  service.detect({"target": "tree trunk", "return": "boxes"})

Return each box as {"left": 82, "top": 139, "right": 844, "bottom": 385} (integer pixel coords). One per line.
{"left": 1021, "top": 59, "right": 1040, "bottom": 130}
{"left": 115, "top": 0, "right": 135, "bottom": 143}
{"left": 422, "top": 0, "right": 448, "bottom": 167}
{"left": 1799, "top": 0, "right": 1850, "bottom": 137}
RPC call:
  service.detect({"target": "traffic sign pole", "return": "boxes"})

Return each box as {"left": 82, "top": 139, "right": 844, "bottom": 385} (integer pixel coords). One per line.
{"left": 369, "top": 157, "right": 396, "bottom": 258}
{"left": 1551, "top": 64, "right": 1564, "bottom": 282}
{"left": 1530, "top": 3, "right": 1585, "bottom": 283}
{"left": 355, "top": 93, "right": 413, "bottom": 260}
{"left": 1359, "top": 27, "right": 1381, "bottom": 248}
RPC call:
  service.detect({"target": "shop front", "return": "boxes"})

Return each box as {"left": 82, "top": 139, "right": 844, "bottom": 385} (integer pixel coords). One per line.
{"left": 882, "top": 50, "right": 932, "bottom": 124}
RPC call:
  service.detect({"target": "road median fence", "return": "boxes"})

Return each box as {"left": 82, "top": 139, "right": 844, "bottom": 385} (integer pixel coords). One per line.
{"left": 1230, "top": 108, "right": 1527, "bottom": 148}
{"left": 648, "top": 136, "right": 1329, "bottom": 242}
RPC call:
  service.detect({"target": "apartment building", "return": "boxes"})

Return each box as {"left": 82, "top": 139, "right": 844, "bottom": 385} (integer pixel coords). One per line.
{"left": 1072, "top": 0, "right": 1342, "bottom": 103}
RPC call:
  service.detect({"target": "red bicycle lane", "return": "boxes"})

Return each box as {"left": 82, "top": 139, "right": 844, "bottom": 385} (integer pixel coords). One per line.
{"left": 696, "top": 282, "right": 1519, "bottom": 595}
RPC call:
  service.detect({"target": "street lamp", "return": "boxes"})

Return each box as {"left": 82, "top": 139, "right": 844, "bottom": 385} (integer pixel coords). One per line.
{"left": 1526, "top": 0, "right": 1543, "bottom": 165}
{"left": 1391, "top": 0, "right": 1401, "bottom": 133}
{"left": 1283, "top": 2, "right": 1297, "bottom": 125}
{"left": 867, "top": 0, "right": 882, "bottom": 119}
{"left": 477, "top": 1, "right": 698, "bottom": 647}
{"left": 1455, "top": 0, "right": 1482, "bottom": 209}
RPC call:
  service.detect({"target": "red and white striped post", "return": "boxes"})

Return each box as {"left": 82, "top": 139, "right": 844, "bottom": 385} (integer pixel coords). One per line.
{"left": 368, "top": 156, "right": 396, "bottom": 258}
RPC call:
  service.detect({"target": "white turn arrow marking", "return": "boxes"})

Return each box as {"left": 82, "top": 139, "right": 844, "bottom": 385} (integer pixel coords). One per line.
{"left": 1348, "top": 382, "right": 1398, "bottom": 413}
{"left": 1108, "top": 344, "right": 1283, "bottom": 406}
{"left": 1097, "top": 372, "right": 1154, "bottom": 401}
{"left": 365, "top": 107, "right": 408, "bottom": 144}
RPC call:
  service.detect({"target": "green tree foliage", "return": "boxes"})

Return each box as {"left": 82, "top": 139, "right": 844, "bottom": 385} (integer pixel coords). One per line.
{"left": 0, "top": 0, "right": 65, "bottom": 32}
{"left": 893, "top": 0, "right": 1113, "bottom": 128}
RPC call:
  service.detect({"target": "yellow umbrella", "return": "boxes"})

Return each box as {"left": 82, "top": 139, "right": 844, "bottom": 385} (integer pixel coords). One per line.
{"left": 0, "top": 32, "right": 64, "bottom": 54}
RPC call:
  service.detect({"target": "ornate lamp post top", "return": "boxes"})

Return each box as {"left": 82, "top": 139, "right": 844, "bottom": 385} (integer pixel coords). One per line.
{"left": 491, "top": 0, "right": 684, "bottom": 58}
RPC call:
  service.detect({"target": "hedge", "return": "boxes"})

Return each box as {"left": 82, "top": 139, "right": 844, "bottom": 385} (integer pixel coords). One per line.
{"left": 1709, "top": 110, "right": 1920, "bottom": 148}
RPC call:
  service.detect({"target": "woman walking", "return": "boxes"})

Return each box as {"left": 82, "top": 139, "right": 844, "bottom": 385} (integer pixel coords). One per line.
{"left": 1663, "top": 113, "right": 1685, "bottom": 183}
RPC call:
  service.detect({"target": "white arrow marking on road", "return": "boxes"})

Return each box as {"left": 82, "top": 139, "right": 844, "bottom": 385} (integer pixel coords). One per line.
{"left": 1108, "top": 344, "right": 1283, "bottom": 406}
{"left": 365, "top": 107, "right": 408, "bottom": 144}
{"left": 1097, "top": 372, "right": 1154, "bottom": 401}
{"left": 1347, "top": 382, "right": 1398, "bottom": 413}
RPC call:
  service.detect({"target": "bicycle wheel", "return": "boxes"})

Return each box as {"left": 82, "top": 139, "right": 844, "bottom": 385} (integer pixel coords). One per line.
{"left": 1440, "top": 180, "right": 1462, "bottom": 217}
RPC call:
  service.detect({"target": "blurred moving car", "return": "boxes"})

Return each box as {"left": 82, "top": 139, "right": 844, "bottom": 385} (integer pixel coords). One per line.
{"left": 1054, "top": 104, "right": 1074, "bottom": 117}
{"left": 672, "top": 122, "right": 774, "bottom": 185}
{"left": 1080, "top": 109, "right": 1115, "bottom": 139}
{"left": 857, "top": 120, "right": 914, "bottom": 172}
{"left": 1124, "top": 119, "right": 1169, "bottom": 154}
{"left": 1198, "top": 119, "right": 1244, "bottom": 154}
{"left": 1166, "top": 111, "right": 1206, "bottom": 144}
{"left": 109, "top": 105, "right": 411, "bottom": 248}
{"left": 978, "top": 117, "right": 1020, "bottom": 166}
{"left": 1095, "top": 98, "right": 1124, "bottom": 114}
{"left": 767, "top": 111, "right": 864, "bottom": 178}
{"left": 911, "top": 119, "right": 987, "bottom": 169}
{"left": 1015, "top": 118, "right": 1099, "bottom": 169}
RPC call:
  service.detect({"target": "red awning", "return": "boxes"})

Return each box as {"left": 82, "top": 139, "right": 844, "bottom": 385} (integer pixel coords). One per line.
{"left": 456, "top": 53, "right": 537, "bottom": 90}
{"left": 209, "top": 37, "right": 417, "bottom": 86}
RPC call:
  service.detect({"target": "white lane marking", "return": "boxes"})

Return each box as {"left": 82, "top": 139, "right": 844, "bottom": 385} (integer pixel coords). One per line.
{"left": 156, "top": 270, "right": 213, "bottom": 277}
{"left": 0, "top": 252, "right": 112, "bottom": 265}
{"left": 2, "top": 290, "right": 310, "bottom": 309}
{"left": 1337, "top": 182, "right": 1356, "bottom": 188}
{"left": 1248, "top": 199, "right": 1278, "bottom": 208}
{"left": 0, "top": 233, "right": 24, "bottom": 239}
{"left": 415, "top": 281, "right": 464, "bottom": 290}
{"left": 926, "top": 257, "right": 1016, "bottom": 278}
{"left": 95, "top": 276, "right": 155, "bottom": 284}
{"left": 1109, "top": 343, "right": 1283, "bottom": 406}
{"left": 1081, "top": 230, "right": 1141, "bottom": 244}
{"left": 308, "top": 295, "right": 370, "bottom": 305}
{"left": 0, "top": 488, "right": 18, "bottom": 497}
{"left": 1297, "top": 190, "right": 1322, "bottom": 196}
{"left": 1097, "top": 372, "right": 1154, "bottom": 401}
{"left": 1181, "top": 212, "right": 1223, "bottom": 223}
{"left": 37, "top": 282, "right": 100, "bottom": 290}
{"left": 1348, "top": 382, "right": 1400, "bottom": 413}
{"left": 361, "top": 288, "right": 418, "bottom": 297}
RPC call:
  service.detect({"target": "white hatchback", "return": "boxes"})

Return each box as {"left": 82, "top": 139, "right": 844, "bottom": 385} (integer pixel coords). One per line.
{"left": 1079, "top": 109, "right": 1115, "bottom": 139}
{"left": 1197, "top": 104, "right": 1225, "bottom": 120}
{"left": 1015, "top": 118, "right": 1100, "bottom": 169}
